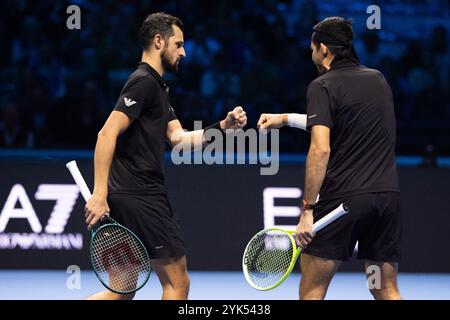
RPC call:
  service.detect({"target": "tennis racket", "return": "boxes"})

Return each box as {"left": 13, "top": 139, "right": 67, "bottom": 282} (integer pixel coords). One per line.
{"left": 242, "top": 203, "right": 349, "bottom": 291}
{"left": 66, "top": 160, "right": 151, "bottom": 294}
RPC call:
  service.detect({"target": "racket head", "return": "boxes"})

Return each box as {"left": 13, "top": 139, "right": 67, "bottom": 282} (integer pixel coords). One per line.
{"left": 242, "top": 228, "right": 301, "bottom": 291}
{"left": 90, "top": 219, "right": 151, "bottom": 294}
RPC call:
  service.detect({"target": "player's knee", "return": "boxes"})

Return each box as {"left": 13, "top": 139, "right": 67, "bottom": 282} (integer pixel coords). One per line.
{"left": 175, "top": 273, "right": 190, "bottom": 296}
{"left": 164, "top": 272, "right": 190, "bottom": 293}
{"left": 104, "top": 291, "right": 135, "bottom": 300}
{"left": 178, "top": 272, "right": 190, "bottom": 293}
{"left": 369, "top": 286, "right": 401, "bottom": 300}
{"left": 117, "top": 292, "right": 136, "bottom": 300}
{"left": 300, "top": 288, "right": 327, "bottom": 300}
{"left": 299, "top": 279, "right": 328, "bottom": 300}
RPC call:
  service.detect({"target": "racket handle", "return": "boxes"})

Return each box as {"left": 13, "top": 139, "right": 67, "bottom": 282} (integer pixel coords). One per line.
{"left": 66, "top": 160, "right": 92, "bottom": 202}
{"left": 312, "top": 203, "right": 348, "bottom": 233}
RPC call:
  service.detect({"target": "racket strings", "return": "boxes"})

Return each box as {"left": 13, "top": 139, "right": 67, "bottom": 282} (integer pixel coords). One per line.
{"left": 244, "top": 230, "right": 295, "bottom": 289}
{"left": 91, "top": 225, "right": 150, "bottom": 293}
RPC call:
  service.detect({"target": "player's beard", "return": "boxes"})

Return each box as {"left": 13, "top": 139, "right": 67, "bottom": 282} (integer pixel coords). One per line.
{"left": 313, "top": 53, "right": 328, "bottom": 76}
{"left": 314, "top": 58, "right": 328, "bottom": 76}
{"left": 161, "top": 48, "right": 179, "bottom": 73}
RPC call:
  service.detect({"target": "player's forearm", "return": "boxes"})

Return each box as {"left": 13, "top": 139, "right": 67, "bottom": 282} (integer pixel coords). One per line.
{"left": 173, "top": 129, "right": 205, "bottom": 150}
{"left": 92, "top": 131, "right": 117, "bottom": 197}
{"left": 304, "top": 146, "right": 330, "bottom": 204}
{"left": 181, "top": 122, "right": 226, "bottom": 149}
{"left": 171, "top": 120, "right": 227, "bottom": 150}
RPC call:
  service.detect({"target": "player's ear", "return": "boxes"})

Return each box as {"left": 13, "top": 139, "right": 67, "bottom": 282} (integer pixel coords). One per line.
{"left": 154, "top": 34, "right": 164, "bottom": 51}
{"left": 320, "top": 43, "right": 328, "bottom": 56}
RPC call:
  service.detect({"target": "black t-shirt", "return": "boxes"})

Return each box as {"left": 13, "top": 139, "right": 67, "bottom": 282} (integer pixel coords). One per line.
{"left": 109, "top": 62, "right": 177, "bottom": 194}
{"left": 306, "top": 57, "right": 399, "bottom": 201}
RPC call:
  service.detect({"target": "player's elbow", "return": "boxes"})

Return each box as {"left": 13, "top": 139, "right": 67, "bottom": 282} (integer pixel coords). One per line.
{"left": 175, "top": 133, "right": 187, "bottom": 146}
{"left": 97, "top": 129, "right": 109, "bottom": 139}
{"left": 97, "top": 127, "right": 119, "bottom": 141}
{"left": 171, "top": 136, "right": 183, "bottom": 147}
{"left": 308, "top": 145, "right": 330, "bottom": 159}
{"left": 168, "top": 129, "right": 188, "bottom": 148}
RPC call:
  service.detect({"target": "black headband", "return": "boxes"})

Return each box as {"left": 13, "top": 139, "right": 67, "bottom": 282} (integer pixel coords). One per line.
{"left": 312, "top": 27, "right": 351, "bottom": 46}
{"left": 312, "top": 27, "right": 360, "bottom": 63}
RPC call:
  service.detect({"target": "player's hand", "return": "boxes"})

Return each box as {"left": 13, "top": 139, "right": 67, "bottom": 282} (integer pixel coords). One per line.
{"left": 85, "top": 194, "right": 110, "bottom": 231}
{"left": 221, "top": 106, "right": 247, "bottom": 130}
{"left": 295, "top": 210, "right": 315, "bottom": 249}
{"left": 257, "top": 113, "right": 288, "bottom": 130}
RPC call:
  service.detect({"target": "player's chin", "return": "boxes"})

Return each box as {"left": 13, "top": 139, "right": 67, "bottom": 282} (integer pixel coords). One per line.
{"left": 174, "top": 59, "right": 181, "bottom": 70}
{"left": 167, "top": 62, "right": 180, "bottom": 73}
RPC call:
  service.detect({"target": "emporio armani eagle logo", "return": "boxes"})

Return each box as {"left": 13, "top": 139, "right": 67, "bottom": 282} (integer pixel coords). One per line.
{"left": 124, "top": 97, "right": 137, "bottom": 107}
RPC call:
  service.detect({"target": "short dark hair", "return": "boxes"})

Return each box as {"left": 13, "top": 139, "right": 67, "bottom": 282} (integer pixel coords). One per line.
{"left": 311, "top": 17, "right": 354, "bottom": 57}
{"left": 139, "top": 12, "right": 184, "bottom": 51}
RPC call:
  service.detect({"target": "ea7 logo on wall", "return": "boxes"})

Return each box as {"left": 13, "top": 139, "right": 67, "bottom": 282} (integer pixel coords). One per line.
{"left": 263, "top": 187, "right": 302, "bottom": 229}
{"left": 0, "top": 184, "right": 83, "bottom": 250}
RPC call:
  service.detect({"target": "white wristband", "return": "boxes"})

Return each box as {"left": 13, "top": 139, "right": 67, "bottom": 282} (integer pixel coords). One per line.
{"left": 287, "top": 113, "right": 307, "bottom": 131}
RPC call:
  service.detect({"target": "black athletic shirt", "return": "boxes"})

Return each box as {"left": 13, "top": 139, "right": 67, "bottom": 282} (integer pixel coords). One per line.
{"left": 109, "top": 62, "right": 177, "bottom": 194}
{"left": 306, "top": 57, "right": 399, "bottom": 201}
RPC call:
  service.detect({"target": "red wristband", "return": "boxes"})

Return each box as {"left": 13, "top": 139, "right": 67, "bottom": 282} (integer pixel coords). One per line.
{"left": 302, "top": 199, "right": 317, "bottom": 210}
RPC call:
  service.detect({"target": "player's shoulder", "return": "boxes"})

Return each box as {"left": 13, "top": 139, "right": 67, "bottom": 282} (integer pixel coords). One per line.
{"left": 358, "top": 65, "right": 384, "bottom": 76}
{"left": 357, "top": 66, "right": 389, "bottom": 87}
{"left": 315, "top": 64, "right": 385, "bottom": 85}
{"left": 126, "top": 69, "right": 159, "bottom": 89}
{"left": 307, "top": 77, "right": 327, "bottom": 93}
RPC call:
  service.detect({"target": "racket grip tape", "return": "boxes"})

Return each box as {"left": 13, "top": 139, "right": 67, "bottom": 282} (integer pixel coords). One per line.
{"left": 311, "top": 203, "right": 349, "bottom": 233}
{"left": 66, "top": 160, "right": 92, "bottom": 202}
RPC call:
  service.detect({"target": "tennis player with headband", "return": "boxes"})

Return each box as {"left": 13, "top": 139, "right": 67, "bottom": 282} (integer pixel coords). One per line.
{"left": 257, "top": 17, "right": 402, "bottom": 300}
{"left": 84, "top": 12, "right": 247, "bottom": 300}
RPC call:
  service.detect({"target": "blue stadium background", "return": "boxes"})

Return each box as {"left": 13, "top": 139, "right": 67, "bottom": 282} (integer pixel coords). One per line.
{"left": 1, "top": 0, "right": 449, "bottom": 157}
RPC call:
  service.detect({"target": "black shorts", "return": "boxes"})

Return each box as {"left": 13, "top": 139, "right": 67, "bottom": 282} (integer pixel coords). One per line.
{"left": 303, "top": 192, "right": 402, "bottom": 262}
{"left": 107, "top": 193, "right": 185, "bottom": 259}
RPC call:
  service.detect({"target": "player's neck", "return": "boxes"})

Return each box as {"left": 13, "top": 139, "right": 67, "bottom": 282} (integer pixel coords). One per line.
{"left": 141, "top": 52, "right": 164, "bottom": 77}
{"left": 322, "top": 55, "right": 335, "bottom": 71}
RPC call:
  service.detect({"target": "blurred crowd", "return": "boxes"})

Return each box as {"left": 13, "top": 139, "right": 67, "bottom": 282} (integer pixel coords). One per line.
{"left": 0, "top": 0, "right": 449, "bottom": 155}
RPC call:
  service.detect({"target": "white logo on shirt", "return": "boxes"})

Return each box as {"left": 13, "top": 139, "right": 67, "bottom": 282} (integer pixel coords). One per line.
{"left": 308, "top": 114, "right": 317, "bottom": 119}
{"left": 124, "top": 97, "right": 137, "bottom": 107}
